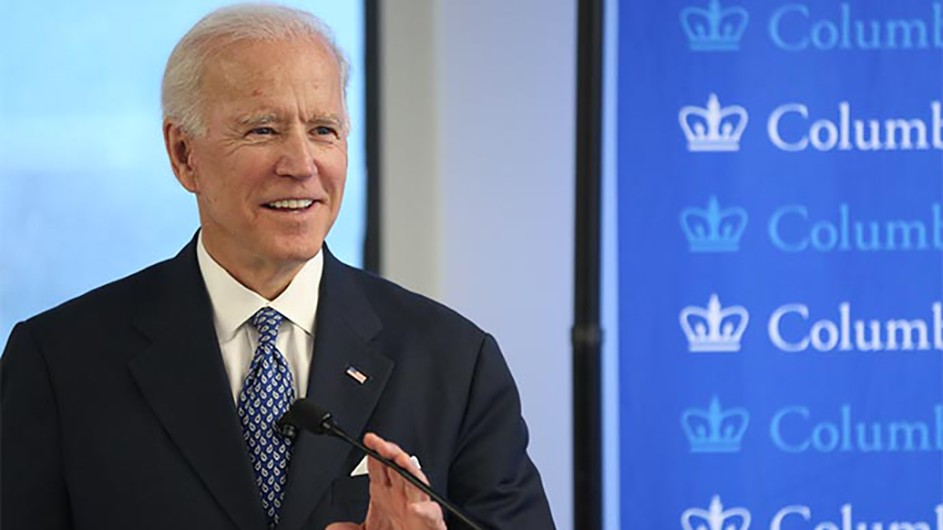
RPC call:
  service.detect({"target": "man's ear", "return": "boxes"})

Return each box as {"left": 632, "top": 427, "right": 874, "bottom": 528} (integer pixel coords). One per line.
{"left": 163, "top": 120, "right": 199, "bottom": 193}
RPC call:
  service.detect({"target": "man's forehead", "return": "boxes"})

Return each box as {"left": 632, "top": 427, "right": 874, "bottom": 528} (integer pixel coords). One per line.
{"left": 209, "top": 35, "right": 336, "bottom": 72}
{"left": 199, "top": 39, "right": 344, "bottom": 107}
{"left": 197, "top": 37, "right": 337, "bottom": 94}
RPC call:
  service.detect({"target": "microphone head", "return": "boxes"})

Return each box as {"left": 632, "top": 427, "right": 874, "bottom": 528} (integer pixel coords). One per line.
{"left": 277, "top": 399, "right": 335, "bottom": 436}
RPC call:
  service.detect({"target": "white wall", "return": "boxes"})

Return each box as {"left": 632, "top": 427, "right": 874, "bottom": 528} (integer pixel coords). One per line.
{"left": 381, "top": 1, "right": 576, "bottom": 528}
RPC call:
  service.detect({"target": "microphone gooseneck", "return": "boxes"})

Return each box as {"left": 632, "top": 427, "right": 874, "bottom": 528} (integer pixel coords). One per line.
{"left": 277, "top": 399, "right": 485, "bottom": 530}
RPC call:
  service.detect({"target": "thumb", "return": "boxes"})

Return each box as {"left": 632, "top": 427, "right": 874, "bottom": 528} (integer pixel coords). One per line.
{"left": 325, "top": 523, "right": 363, "bottom": 530}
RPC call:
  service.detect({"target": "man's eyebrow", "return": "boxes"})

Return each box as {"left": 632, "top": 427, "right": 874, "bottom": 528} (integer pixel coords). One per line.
{"left": 307, "top": 113, "right": 344, "bottom": 126}
{"left": 236, "top": 114, "right": 280, "bottom": 126}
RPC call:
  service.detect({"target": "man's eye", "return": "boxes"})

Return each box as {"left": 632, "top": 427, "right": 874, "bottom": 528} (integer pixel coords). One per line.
{"left": 314, "top": 126, "right": 336, "bottom": 136}
{"left": 248, "top": 127, "right": 276, "bottom": 135}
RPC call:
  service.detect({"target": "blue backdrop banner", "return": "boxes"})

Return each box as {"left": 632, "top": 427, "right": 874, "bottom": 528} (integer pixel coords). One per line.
{"left": 617, "top": 1, "right": 943, "bottom": 528}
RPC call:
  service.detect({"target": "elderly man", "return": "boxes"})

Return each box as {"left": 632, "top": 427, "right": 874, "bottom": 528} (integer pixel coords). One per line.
{"left": 0, "top": 4, "right": 555, "bottom": 530}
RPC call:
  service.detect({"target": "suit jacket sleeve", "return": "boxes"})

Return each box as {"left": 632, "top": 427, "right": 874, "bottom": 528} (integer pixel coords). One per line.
{"left": 447, "top": 333, "right": 555, "bottom": 529}
{"left": 2, "top": 321, "right": 74, "bottom": 530}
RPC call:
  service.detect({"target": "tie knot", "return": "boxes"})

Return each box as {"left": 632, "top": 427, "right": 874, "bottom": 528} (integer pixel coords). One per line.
{"left": 250, "top": 307, "right": 284, "bottom": 340}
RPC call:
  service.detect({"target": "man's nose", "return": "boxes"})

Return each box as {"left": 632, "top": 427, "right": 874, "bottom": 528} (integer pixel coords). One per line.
{"left": 274, "top": 131, "right": 317, "bottom": 179}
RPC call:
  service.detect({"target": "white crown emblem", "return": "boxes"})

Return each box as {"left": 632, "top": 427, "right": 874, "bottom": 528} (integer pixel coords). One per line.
{"left": 680, "top": 0, "right": 749, "bottom": 52}
{"left": 680, "top": 196, "right": 748, "bottom": 252}
{"left": 681, "top": 496, "right": 751, "bottom": 530}
{"left": 681, "top": 396, "right": 749, "bottom": 453}
{"left": 679, "top": 294, "right": 749, "bottom": 352}
{"left": 679, "top": 94, "right": 748, "bottom": 152}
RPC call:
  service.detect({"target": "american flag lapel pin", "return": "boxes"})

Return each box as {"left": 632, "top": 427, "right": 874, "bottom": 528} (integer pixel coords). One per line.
{"left": 345, "top": 365, "right": 368, "bottom": 385}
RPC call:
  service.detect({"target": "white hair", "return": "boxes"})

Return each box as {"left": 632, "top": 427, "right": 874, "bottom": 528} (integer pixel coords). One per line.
{"left": 161, "top": 2, "right": 351, "bottom": 136}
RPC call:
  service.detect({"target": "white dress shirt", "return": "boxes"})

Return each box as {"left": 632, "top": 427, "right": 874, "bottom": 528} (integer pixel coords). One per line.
{"left": 196, "top": 233, "right": 323, "bottom": 402}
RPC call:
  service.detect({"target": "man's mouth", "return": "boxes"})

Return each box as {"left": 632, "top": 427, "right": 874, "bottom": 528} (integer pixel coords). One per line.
{"left": 264, "top": 199, "right": 315, "bottom": 210}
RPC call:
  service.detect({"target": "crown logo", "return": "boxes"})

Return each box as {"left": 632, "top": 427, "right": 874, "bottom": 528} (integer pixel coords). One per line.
{"left": 679, "top": 94, "right": 748, "bottom": 152}
{"left": 681, "top": 0, "right": 749, "bottom": 51}
{"left": 682, "top": 396, "right": 749, "bottom": 453}
{"left": 679, "top": 294, "right": 748, "bottom": 352}
{"left": 681, "top": 196, "right": 748, "bottom": 252}
{"left": 681, "top": 496, "right": 751, "bottom": 530}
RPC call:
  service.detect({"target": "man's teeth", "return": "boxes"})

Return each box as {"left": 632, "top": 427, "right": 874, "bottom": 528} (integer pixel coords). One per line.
{"left": 267, "top": 199, "right": 314, "bottom": 209}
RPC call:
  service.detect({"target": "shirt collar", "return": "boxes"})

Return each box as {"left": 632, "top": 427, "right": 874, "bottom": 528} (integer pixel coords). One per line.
{"left": 196, "top": 232, "right": 323, "bottom": 341}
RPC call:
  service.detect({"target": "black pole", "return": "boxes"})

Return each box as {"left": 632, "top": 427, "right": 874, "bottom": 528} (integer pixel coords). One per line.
{"left": 363, "top": 0, "right": 382, "bottom": 274}
{"left": 573, "top": 0, "right": 604, "bottom": 527}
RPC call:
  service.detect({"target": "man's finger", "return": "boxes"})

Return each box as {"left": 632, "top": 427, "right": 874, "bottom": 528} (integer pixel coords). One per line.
{"left": 364, "top": 432, "right": 432, "bottom": 502}
{"left": 364, "top": 433, "right": 419, "bottom": 488}
{"left": 396, "top": 454, "right": 429, "bottom": 503}
{"left": 365, "top": 447, "right": 392, "bottom": 488}
{"left": 364, "top": 432, "right": 402, "bottom": 460}
{"left": 364, "top": 432, "right": 430, "bottom": 486}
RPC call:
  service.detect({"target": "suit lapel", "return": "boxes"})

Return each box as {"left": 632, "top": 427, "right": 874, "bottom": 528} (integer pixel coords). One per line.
{"left": 278, "top": 250, "right": 393, "bottom": 530}
{"left": 128, "top": 240, "right": 267, "bottom": 530}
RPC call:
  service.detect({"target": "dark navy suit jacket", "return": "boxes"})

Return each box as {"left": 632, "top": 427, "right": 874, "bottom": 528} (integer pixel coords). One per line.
{"left": 1, "top": 240, "right": 555, "bottom": 530}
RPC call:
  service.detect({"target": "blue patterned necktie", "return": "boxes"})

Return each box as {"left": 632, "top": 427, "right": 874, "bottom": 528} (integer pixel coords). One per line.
{"left": 237, "top": 307, "right": 295, "bottom": 529}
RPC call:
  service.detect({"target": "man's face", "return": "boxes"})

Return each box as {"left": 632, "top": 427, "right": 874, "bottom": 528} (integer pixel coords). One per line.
{"left": 174, "top": 36, "right": 347, "bottom": 277}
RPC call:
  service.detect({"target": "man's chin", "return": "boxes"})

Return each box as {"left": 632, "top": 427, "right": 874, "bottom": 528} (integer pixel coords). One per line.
{"left": 268, "top": 239, "right": 324, "bottom": 265}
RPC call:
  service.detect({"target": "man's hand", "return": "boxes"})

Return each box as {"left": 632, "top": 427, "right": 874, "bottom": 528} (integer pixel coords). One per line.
{"left": 326, "top": 433, "right": 447, "bottom": 530}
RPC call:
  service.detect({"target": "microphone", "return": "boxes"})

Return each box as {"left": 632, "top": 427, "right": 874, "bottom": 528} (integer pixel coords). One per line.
{"left": 277, "top": 400, "right": 485, "bottom": 530}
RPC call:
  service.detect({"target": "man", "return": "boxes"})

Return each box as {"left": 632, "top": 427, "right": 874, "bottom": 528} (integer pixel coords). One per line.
{"left": 0, "top": 4, "right": 555, "bottom": 530}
